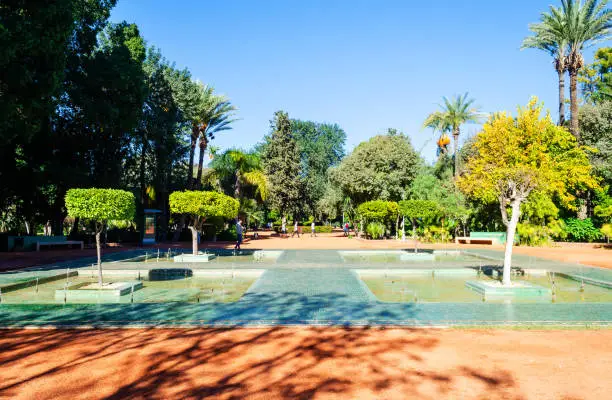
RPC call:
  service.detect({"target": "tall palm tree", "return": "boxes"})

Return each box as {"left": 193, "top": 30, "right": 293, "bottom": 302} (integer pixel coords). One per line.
{"left": 193, "top": 84, "right": 237, "bottom": 189}
{"left": 423, "top": 94, "right": 481, "bottom": 177}
{"left": 522, "top": 10, "right": 569, "bottom": 126}
{"left": 561, "top": 0, "right": 611, "bottom": 139}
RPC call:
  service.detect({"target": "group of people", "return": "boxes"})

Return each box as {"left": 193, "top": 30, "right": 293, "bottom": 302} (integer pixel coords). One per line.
{"left": 280, "top": 219, "right": 317, "bottom": 238}
{"left": 234, "top": 219, "right": 352, "bottom": 250}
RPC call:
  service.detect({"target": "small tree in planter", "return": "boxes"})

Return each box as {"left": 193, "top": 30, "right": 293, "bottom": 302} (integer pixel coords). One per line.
{"left": 458, "top": 98, "right": 598, "bottom": 286}
{"left": 169, "top": 190, "right": 239, "bottom": 255}
{"left": 65, "top": 188, "right": 136, "bottom": 286}
{"left": 399, "top": 200, "right": 440, "bottom": 252}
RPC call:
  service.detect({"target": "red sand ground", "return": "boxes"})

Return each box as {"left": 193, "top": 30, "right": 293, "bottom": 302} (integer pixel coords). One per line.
{"left": 1, "top": 328, "right": 611, "bottom": 400}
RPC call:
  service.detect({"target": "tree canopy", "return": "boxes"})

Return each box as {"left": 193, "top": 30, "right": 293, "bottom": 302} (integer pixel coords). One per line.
{"left": 458, "top": 98, "right": 598, "bottom": 284}
{"left": 330, "top": 132, "right": 419, "bottom": 203}
{"left": 262, "top": 111, "right": 303, "bottom": 218}
{"left": 65, "top": 188, "right": 136, "bottom": 222}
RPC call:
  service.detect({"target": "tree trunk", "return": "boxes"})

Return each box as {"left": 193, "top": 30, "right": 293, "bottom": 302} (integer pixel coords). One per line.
{"left": 395, "top": 215, "right": 399, "bottom": 240}
{"left": 187, "top": 125, "right": 198, "bottom": 189}
{"left": 412, "top": 219, "right": 417, "bottom": 253}
{"left": 195, "top": 136, "right": 207, "bottom": 190}
{"left": 95, "top": 224, "right": 103, "bottom": 287}
{"left": 569, "top": 68, "right": 580, "bottom": 141}
{"left": 557, "top": 68, "right": 566, "bottom": 126}
{"left": 502, "top": 201, "right": 521, "bottom": 286}
{"left": 139, "top": 129, "right": 147, "bottom": 207}
{"left": 452, "top": 128, "right": 460, "bottom": 177}
{"left": 234, "top": 173, "right": 242, "bottom": 199}
{"left": 69, "top": 217, "right": 80, "bottom": 238}
{"left": 189, "top": 226, "right": 198, "bottom": 255}
{"left": 401, "top": 216, "right": 405, "bottom": 241}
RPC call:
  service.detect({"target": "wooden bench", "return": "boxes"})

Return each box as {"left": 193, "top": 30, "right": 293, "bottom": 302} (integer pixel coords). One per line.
{"left": 454, "top": 237, "right": 496, "bottom": 245}
{"left": 455, "top": 232, "right": 506, "bottom": 245}
{"left": 36, "top": 240, "right": 84, "bottom": 251}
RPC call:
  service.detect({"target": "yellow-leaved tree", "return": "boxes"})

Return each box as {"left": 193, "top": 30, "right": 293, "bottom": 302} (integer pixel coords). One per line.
{"left": 457, "top": 98, "right": 598, "bottom": 285}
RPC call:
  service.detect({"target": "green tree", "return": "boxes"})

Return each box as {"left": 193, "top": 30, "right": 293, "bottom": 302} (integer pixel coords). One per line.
{"left": 579, "top": 100, "right": 612, "bottom": 186}
{"left": 65, "top": 188, "right": 135, "bottom": 285}
{"left": 580, "top": 47, "right": 612, "bottom": 102}
{"left": 560, "top": 0, "right": 611, "bottom": 138}
{"left": 330, "top": 133, "right": 420, "bottom": 203}
{"left": 169, "top": 191, "right": 239, "bottom": 255}
{"left": 399, "top": 200, "right": 440, "bottom": 251}
{"left": 422, "top": 93, "right": 482, "bottom": 177}
{"left": 458, "top": 98, "right": 598, "bottom": 285}
{"left": 209, "top": 149, "right": 268, "bottom": 201}
{"left": 291, "top": 120, "right": 346, "bottom": 215}
{"left": 193, "top": 85, "right": 236, "bottom": 189}
{"left": 522, "top": 9, "right": 569, "bottom": 125}
{"left": 357, "top": 200, "right": 399, "bottom": 238}
{"left": 262, "top": 111, "right": 303, "bottom": 220}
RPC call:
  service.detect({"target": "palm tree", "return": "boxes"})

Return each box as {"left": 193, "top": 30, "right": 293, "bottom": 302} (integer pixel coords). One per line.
{"left": 423, "top": 94, "right": 481, "bottom": 177}
{"left": 560, "top": 0, "right": 611, "bottom": 139}
{"left": 210, "top": 149, "right": 268, "bottom": 202}
{"left": 193, "top": 84, "right": 237, "bottom": 189}
{"left": 522, "top": 10, "right": 569, "bottom": 125}
{"left": 423, "top": 110, "right": 452, "bottom": 156}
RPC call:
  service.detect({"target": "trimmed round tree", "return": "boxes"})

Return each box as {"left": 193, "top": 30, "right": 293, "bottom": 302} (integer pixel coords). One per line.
{"left": 65, "top": 188, "right": 136, "bottom": 286}
{"left": 399, "top": 200, "right": 440, "bottom": 252}
{"left": 169, "top": 190, "right": 239, "bottom": 255}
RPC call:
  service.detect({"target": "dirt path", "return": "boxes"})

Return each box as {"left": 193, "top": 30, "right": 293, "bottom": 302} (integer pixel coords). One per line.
{"left": 0, "top": 328, "right": 610, "bottom": 399}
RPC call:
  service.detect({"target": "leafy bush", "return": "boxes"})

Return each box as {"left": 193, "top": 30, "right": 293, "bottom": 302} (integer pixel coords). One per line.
{"left": 563, "top": 218, "right": 601, "bottom": 242}
{"left": 517, "top": 223, "right": 556, "bottom": 246}
{"left": 421, "top": 226, "right": 450, "bottom": 243}
{"left": 601, "top": 224, "right": 612, "bottom": 242}
{"left": 366, "top": 222, "right": 386, "bottom": 239}
{"left": 217, "top": 227, "right": 237, "bottom": 241}
{"left": 357, "top": 201, "right": 398, "bottom": 223}
{"left": 273, "top": 225, "right": 333, "bottom": 234}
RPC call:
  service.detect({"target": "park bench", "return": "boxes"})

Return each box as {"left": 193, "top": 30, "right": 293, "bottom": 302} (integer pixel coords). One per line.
{"left": 36, "top": 240, "right": 84, "bottom": 251}
{"left": 455, "top": 232, "right": 507, "bottom": 246}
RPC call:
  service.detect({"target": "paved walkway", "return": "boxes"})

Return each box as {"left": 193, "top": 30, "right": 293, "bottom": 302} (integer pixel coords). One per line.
{"left": 245, "top": 269, "right": 375, "bottom": 302}
{"left": 1, "top": 247, "right": 611, "bottom": 327}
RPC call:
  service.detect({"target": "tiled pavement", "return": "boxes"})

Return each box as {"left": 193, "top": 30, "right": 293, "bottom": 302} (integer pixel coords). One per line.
{"left": 0, "top": 248, "right": 611, "bottom": 327}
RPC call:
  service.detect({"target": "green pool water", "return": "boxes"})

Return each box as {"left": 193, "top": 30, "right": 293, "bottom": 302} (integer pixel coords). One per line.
{"left": 0, "top": 275, "right": 256, "bottom": 304}
{"left": 361, "top": 272, "right": 612, "bottom": 303}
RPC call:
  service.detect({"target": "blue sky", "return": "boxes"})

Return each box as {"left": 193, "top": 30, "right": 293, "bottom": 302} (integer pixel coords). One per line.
{"left": 110, "top": 0, "right": 603, "bottom": 163}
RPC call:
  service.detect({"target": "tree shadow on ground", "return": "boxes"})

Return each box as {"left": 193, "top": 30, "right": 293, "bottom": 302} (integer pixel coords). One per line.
{"left": 0, "top": 326, "right": 526, "bottom": 399}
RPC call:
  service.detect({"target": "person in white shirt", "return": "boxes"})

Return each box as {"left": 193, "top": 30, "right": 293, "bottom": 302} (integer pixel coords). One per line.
{"left": 311, "top": 221, "right": 316, "bottom": 237}
{"left": 291, "top": 220, "right": 300, "bottom": 238}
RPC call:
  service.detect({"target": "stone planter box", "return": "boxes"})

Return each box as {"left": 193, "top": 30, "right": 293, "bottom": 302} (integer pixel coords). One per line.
{"left": 173, "top": 254, "right": 216, "bottom": 263}
{"left": 465, "top": 280, "right": 551, "bottom": 298}
{"left": 55, "top": 281, "right": 143, "bottom": 302}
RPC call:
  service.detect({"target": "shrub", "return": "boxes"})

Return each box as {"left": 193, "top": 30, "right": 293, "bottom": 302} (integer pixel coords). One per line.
{"left": 273, "top": 225, "right": 333, "bottom": 234}
{"left": 601, "top": 224, "right": 612, "bottom": 243}
{"left": 563, "top": 218, "right": 601, "bottom": 242}
{"left": 366, "top": 222, "right": 386, "bottom": 239}
{"left": 422, "top": 226, "right": 450, "bottom": 243}
{"left": 357, "top": 200, "right": 398, "bottom": 223}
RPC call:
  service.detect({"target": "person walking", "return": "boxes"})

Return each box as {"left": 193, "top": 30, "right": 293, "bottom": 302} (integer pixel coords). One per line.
{"left": 281, "top": 218, "right": 287, "bottom": 238}
{"left": 311, "top": 221, "right": 316, "bottom": 237}
{"left": 291, "top": 220, "right": 300, "bottom": 238}
{"left": 344, "top": 222, "right": 349, "bottom": 237}
{"left": 234, "top": 219, "right": 243, "bottom": 250}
